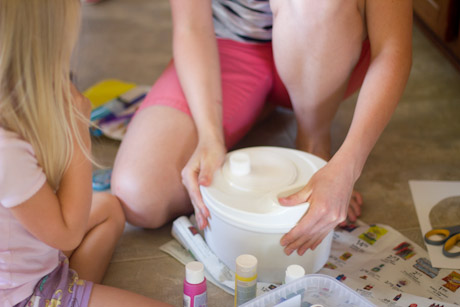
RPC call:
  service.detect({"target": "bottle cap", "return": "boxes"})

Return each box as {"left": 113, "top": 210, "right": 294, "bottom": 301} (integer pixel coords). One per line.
{"left": 285, "top": 264, "right": 305, "bottom": 283}
{"left": 185, "top": 261, "right": 205, "bottom": 284}
{"left": 236, "top": 254, "right": 257, "bottom": 278}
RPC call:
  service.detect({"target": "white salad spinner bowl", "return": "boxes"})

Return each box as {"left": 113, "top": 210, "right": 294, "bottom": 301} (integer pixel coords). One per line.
{"left": 200, "top": 146, "right": 333, "bottom": 283}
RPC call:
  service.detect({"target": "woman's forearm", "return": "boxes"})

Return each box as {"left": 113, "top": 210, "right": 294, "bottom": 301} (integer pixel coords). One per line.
{"left": 171, "top": 0, "right": 224, "bottom": 144}
{"left": 334, "top": 48, "right": 412, "bottom": 180}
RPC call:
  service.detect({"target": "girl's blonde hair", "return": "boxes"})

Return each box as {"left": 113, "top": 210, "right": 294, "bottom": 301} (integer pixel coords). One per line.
{"left": 0, "top": 0, "right": 85, "bottom": 190}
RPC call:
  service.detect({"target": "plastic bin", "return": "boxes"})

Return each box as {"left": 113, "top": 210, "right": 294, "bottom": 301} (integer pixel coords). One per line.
{"left": 240, "top": 274, "right": 375, "bottom": 307}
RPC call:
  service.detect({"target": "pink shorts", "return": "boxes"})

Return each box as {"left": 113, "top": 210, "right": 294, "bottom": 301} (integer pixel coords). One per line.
{"left": 138, "top": 38, "right": 370, "bottom": 148}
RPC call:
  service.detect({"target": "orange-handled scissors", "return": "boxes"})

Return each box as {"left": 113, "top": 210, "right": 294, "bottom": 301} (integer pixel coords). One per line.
{"left": 424, "top": 225, "right": 460, "bottom": 258}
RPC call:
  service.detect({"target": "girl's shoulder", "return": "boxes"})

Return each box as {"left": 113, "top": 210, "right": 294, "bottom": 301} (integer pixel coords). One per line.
{"left": 0, "top": 127, "right": 32, "bottom": 150}
{"left": 0, "top": 127, "right": 37, "bottom": 169}
{"left": 0, "top": 126, "right": 21, "bottom": 140}
{"left": 0, "top": 127, "right": 46, "bottom": 209}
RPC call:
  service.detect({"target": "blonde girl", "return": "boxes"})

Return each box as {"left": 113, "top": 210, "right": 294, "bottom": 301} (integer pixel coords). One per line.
{"left": 0, "top": 1, "right": 171, "bottom": 306}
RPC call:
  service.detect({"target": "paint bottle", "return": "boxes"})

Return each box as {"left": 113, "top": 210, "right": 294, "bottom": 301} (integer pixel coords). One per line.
{"left": 183, "top": 261, "right": 207, "bottom": 307}
{"left": 235, "top": 254, "right": 257, "bottom": 306}
{"left": 284, "top": 264, "right": 305, "bottom": 284}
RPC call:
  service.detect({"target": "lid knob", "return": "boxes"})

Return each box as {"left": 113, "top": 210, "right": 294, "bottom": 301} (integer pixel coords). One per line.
{"left": 229, "top": 152, "right": 250, "bottom": 176}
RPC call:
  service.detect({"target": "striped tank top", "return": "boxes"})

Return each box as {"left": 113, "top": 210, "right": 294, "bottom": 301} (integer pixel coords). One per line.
{"left": 212, "top": 0, "right": 273, "bottom": 43}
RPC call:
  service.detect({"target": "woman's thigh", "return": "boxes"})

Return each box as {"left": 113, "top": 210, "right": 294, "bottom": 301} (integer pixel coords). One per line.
{"left": 111, "top": 39, "right": 276, "bottom": 227}
{"left": 268, "top": 39, "right": 370, "bottom": 107}
{"left": 111, "top": 105, "right": 197, "bottom": 228}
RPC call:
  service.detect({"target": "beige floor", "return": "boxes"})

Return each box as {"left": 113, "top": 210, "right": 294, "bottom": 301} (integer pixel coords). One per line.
{"left": 74, "top": 1, "right": 460, "bottom": 306}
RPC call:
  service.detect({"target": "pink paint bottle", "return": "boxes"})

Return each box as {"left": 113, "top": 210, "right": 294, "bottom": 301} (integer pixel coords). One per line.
{"left": 183, "top": 261, "right": 207, "bottom": 307}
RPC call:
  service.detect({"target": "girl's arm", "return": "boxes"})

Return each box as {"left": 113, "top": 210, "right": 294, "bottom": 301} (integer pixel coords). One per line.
{"left": 10, "top": 87, "right": 93, "bottom": 251}
{"left": 169, "top": 0, "right": 226, "bottom": 229}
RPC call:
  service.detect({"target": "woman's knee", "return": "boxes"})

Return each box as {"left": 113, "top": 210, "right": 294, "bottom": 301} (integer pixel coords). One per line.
{"left": 111, "top": 164, "right": 151, "bottom": 205}
{"left": 270, "top": 0, "right": 321, "bottom": 24}
{"left": 111, "top": 169, "right": 178, "bottom": 228}
{"left": 271, "top": 0, "right": 355, "bottom": 23}
{"left": 120, "top": 197, "right": 170, "bottom": 229}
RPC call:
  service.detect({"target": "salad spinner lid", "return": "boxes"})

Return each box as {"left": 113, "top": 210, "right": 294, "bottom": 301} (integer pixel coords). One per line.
{"left": 200, "top": 147, "right": 326, "bottom": 232}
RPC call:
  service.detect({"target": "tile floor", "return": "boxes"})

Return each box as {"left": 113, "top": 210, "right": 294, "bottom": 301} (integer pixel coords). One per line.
{"left": 74, "top": 1, "right": 460, "bottom": 306}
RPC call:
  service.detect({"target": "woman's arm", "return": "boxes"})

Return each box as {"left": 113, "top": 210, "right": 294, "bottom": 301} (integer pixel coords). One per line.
{"left": 170, "top": 0, "right": 223, "bottom": 142}
{"left": 333, "top": 0, "right": 413, "bottom": 177}
{"left": 10, "top": 86, "right": 93, "bottom": 251}
{"left": 170, "top": 0, "right": 226, "bottom": 229}
{"left": 280, "top": 0, "right": 413, "bottom": 255}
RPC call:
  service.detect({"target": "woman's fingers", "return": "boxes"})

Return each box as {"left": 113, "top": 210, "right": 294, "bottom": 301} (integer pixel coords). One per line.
{"left": 181, "top": 142, "right": 226, "bottom": 229}
{"left": 181, "top": 160, "right": 208, "bottom": 229}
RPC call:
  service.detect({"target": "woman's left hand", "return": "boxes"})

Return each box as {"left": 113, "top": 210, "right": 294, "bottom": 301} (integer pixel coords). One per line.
{"left": 278, "top": 158, "right": 362, "bottom": 255}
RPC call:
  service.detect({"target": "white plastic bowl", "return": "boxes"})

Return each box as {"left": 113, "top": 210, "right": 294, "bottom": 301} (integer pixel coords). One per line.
{"left": 201, "top": 147, "right": 332, "bottom": 283}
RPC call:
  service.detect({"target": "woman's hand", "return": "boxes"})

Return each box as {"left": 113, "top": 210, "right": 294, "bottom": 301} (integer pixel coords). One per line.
{"left": 181, "top": 138, "right": 227, "bottom": 229}
{"left": 279, "top": 157, "right": 362, "bottom": 255}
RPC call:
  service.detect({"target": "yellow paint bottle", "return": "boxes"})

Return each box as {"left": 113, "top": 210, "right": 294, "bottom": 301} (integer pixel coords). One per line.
{"left": 235, "top": 254, "right": 257, "bottom": 306}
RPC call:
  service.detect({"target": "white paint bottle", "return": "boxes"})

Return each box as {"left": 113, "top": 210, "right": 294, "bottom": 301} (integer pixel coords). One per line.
{"left": 234, "top": 254, "right": 257, "bottom": 306}
{"left": 284, "top": 264, "right": 305, "bottom": 284}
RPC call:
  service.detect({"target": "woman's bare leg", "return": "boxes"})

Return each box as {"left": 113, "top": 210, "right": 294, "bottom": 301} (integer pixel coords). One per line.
{"left": 271, "top": 0, "right": 366, "bottom": 220}
{"left": 111, "top": 106, "right": 197, "bottom": 228}
{"left": 271, "top": 0, "right": 365, "bottom": 160}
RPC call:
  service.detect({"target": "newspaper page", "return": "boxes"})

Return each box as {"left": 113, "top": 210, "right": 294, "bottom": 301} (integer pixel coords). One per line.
{"left": 161, "top": 216, "right": 459, "bottom": 306}
{"left": 318, "top": 222, "right": 459, "bottom": 306}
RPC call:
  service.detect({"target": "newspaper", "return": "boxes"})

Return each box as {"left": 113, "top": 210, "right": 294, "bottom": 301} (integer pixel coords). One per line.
{"left": 318, "top": 222, "right": 459, "bottom": 306}
{"left": 161, "top": 216, "right": 459, "bottom": 306}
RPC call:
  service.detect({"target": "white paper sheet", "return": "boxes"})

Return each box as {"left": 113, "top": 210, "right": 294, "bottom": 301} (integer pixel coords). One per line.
{"left": 409, "top": 180, "right": 460, "bottom": 269}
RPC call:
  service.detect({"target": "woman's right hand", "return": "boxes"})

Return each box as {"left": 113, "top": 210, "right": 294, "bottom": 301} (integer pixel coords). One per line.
{"left": 181, "top": 138, "right": 226, "bottom": 230}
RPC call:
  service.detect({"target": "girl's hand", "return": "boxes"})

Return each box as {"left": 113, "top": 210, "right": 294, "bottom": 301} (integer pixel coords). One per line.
{"left": 181, "top": 139, "right": 226, "bottom": 230}
{"left": 68, "top": 83, "right": 92, "bottom": 152}
{"left": 278, "top": 158, "right": 362, "bottom": 255}
{"left": 70, "top": 82, "right": 92, "bottom": 120}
